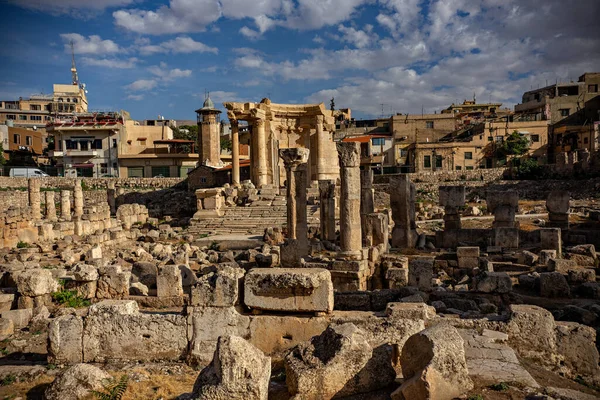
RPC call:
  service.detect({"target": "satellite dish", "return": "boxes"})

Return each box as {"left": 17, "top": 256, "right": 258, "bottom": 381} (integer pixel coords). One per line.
{"left": 33, "top": 126, "right": 37, "bottom": 130}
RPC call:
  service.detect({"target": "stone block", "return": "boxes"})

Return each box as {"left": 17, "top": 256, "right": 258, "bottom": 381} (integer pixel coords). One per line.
{"left": 494, "top": 227, "right": 519, "bottom": 249}
{"left": 555, "top": 321, "right": 600, "bottom": 385}
{"left": 86, "top": 245, "right": 102, "bottom": 260}
{"left": 191, "top": 267, "right": 244, "bottom": 307}
{"left": 96, "top": 265, "right": 131, "bottom": 299}
{"left": 517, "top": 250, "right": 539, "bottom": 266}
{"left": 45, "top": 364, "right": 112, "bottom": 400}
{"left": 1, "top": 308, "right": 32, "bottom": 329}
{"left": 0, "top": 318, "right": 14, "bottom": 339}
{"left": 0, "top": 293, "right": 15, "bottom": 312}
{"left": 385, "top": 302, "right": 436, "bottom": 320}
{"left": 540, "top": 228, "right": 562, "bottom": 257}
{"left": 540, "top": 272, "right": 570, "bottom": 298}
{"left": 244, "top": 268, "right": 333, "bottom": 313}
{"left": 386, "top": 268, "right": 409, "bottom": 289}
{"left": 458, "top": 256, "right": 479, "bottom": 270}
{"left": 548, "top": 258, "right": 577, "bottom": 273}
{"left": 408, "top": 259, "right": 433, "bottom": 291}
{"left": 456, "top": 246, "right": 480, "bottom": 258}
{"left": 567, "top": 269, "right": 596, "bottom": 284}
{"left": 157, "top": 265, "right": 184, "bottom": 298}
{"left": 474, "top": 271, "right": 513, "bottom": 293}
{"left": 439, "top": 186, "right": 465, "bottom": 208}
{"left": 15, "top": 269, "right": 60, "bottom": 297}
{"left": 539, "top": 249, "right": 557, "bottom": 265}
{"left": 48, "top": 314, "right": 84, "bottom": 364}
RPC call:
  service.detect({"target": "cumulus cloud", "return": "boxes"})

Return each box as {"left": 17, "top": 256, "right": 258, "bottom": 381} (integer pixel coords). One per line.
{"left": 126, "top": 79, "right": 157, "bottom": 91}
{"left": 148, "top": 62, "right": 192, "bottom": 81}
{"left": 8, "top": 0, "right": 135, "bottom": 17}
{"left": 126, "top": 94, "right": 144, "bottom": 101}
{"left": 60, "top": 33, "right": 120, "bottom": 54}
{"left": 81, "top": 57, "right": 138, "bottom": 69}
{"left": 139, "top": 36, "right": 218, "bottom": 55}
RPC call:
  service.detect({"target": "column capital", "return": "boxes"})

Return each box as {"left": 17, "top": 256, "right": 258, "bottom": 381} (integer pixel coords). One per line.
{"left": 279, "top": 148, "right": 310, "bottom": 169}
{"left": 336, "top": 142, "right": 361, "bottom": 168}
{"left": 315, "top": 114, "right": 324, "bottom": 124}
{"left": 254, "top": 118, "right": 265, "bottom": 128}
{"left": 230, "top": 119, "right": 239, "bottom": 129}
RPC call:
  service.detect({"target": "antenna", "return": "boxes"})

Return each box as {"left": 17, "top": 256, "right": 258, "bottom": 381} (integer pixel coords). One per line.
{"left": 380, "top": 103, "right": 385, "bottom": 118}
{"left": 70, "top": 40, "right": 79, "bottom": 86}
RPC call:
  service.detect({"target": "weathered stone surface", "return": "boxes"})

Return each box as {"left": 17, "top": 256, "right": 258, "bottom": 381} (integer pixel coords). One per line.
{"left": 130, "top": 282, "right": 149, "bottom": 296}
{"left": 285, "top": 323, "right": 395, "bottom": 399}
{"left": 474, "top": 271, "right": 513, "bottom": 293}
{"left": 157, "top": 265, "right": 184, "bottom": 298}
{"left": 96, "top": 265, "right": 131, "bottom": 299}
{"left": 0, "top": 318, "right": 14, "bottom": 339}
{"left": 540, "top": 272, "right": 571, "bottom": 298}
{"left": 191, "top": 267, "right": 244, "bottom": 307}
{"left": 1, "top": 308, "right": 32, "bottom": 329}
{"left": 408, "top": 259, "right": 433, "bottom": 291}
{"left": 72, "top": 263, "right": 98, "bottom": 282}
{"left": 385, "top": 302, "right": 436, "bottom": 321}
{"left": 15, "top": 269, "right": 59, "bottom": 297}
{"left": 548, "top": 258, "right": 577, "bottom": 273}
{"left": 192, "top": 336, "right": 271, "bottom": 400}
{"left": 540, "top": 228, "right": 562, "bottom": 257}
{"left": 386, "top": 267, "right": 409, "bottom": 289}
{"left": 507, "top": 304, "right": 557, "bottom": 364}
{"left": 45, "top": 364, "right": 112, "bottom": 400}
{"left": 517, "top": 250, "right": 539, "bottom": 266}
{"left": 392, "top": 324, "right": 473, "bottom": 400}
{"left": 48, "top": 314, "right": 84, "bottom": 364}
{"left": 244, "top": 268, "right": 334, "bottom": 313}
{"left": 83, "top": 300, "right": 187, "bottom": 362}
{"left": 187, "top": 306, "right": 251, "bottom": 365}
{"left": 555, "top": 321, "right": 600, "bottom": 386}
{"left": 132, "top": 261, "right": 158, "bottom": 288}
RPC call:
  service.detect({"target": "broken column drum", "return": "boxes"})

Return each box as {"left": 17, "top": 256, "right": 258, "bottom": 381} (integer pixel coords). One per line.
{"left": 73, "top": 180, "right": 84, "bottom": 218}
{"left": 360, "top": 169, "right": 375, "bottom": 245}
{"left": 107, "top": 181, "right": 116, "bottom": 215}
{"left": 336, "top": 142, "right": 362, "bottom": 255}
{"left": 60, "top": 190, "right": 71, "bottom": 221}
{"left": 44, "top": 191, "right": 57, "bottom": 222}
{"left": 318, "top": 179, "right": 336, "bottom": 242}
{"left": 487, "top": 190, "right": 519, "bottom": 229}
{"left": 546, "top": 190, "right": 570, "bottom": 230}
{"left": 28, "top": 178, "right": 42, "bottom": 221}
{"left": 391, "top": 174, "right": 418, "bottom": 248}
{"left": 439, "top": 185, "right": 465, "bottom": 230}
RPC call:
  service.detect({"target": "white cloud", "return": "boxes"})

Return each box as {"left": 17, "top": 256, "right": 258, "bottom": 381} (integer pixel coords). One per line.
{"left": 126, "top": 79, "right": 157, "bottom": 91}
{"left": 139, "top": 36, "right": 218, "bottom": 55}
{"left": 9, "top": 0, "right": 135, "bottom": 17}
{"left": 337, "top": 24, "right": 376, "bottom": 48}
{"left": 60, "top": 33, "right": 120, "bottom": 54}
{"left": 148, "top": 62, "right": 192, "bottom": 81}
{"left": 127, "top": 94, "right": 144, "bottom": 101}
{"left": 112, "top": 0, "right": 369, "bottom": 36}
{"left": 81, "top": 57, "right": 138, "bottom": 69}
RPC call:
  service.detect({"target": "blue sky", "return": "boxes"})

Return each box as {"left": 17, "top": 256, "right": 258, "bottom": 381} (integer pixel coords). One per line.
{"left": 1, "top": 0, "right": 599, "bottom": 122}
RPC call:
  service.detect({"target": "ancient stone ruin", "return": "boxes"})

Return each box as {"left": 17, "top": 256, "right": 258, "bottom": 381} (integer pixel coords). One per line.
{"left": 0, "top": 144, "right": 600, "bottom": 399}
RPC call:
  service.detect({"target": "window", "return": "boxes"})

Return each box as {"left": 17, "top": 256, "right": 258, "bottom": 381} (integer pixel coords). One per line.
{"left": 423, "top": 155, "right": 431, "bottom": 168}
{"left": 455, "top": 166, "right": 462, "bottom": 170}
{"left": 588, "top": 84, "right": 598, "bottom": 93}
{"left": 91, "top": 139, "right": 103, "bottom": 150}
{"left": 30, "top": 105, "right": 41, "bottom": 111}
{"left": 13, "top": 134, "right": 20, "bottom": 144}
{"left": 58, "top": 98, "right": 63, "bottom": 102}
{"left": 200, "top": 177, "right": 207, "bottom": 183}
{"left": 26, "top": 136, "right": 32, "bottom": 146}
{"left": 80, "top": 141, "right": 89, "bottom": 151}
{"left": 425, "top": 121, "right": 434, "bottom": 129}
{"left": 531, "top": 134, "right": 540, "bottom": 142}
{"left": 435, "top": 155, "right": 442, "bottom": 168}
{"left": 152, "top": 166, "right": 170, "bottom": 177}
{"left": 466, "top": 166, "right": 474, "bottom": 170}
{"left": 65, "top": 140, "right": 77, "bottom": 150}
{"left": 30, "top": 115, "right": 42, "bottom": 121}
{"left": 400, "top": 148, "right": 408, "bottom": 157}
{"left": 559, "top": 108, "right": 570, "bottom": 117}
{"left": 19, "top": 115, "right": 27, "bottom": 120}
{"left": 113, "top": 139, "right": 117, "bottom": 148}
{"left": 44, "top": 116, "right": 51, "bottom": 121}
{"left": 495, "top": 136, "right": 504, "bottom": 143}
{"left": 128, "top": 167, "right": 144, "bottom": 178}
{"left": 372, "top": 138, "right": 385, "bottom": 146}
{"left": 6, "top": 114, "right": 16, "bottom": 120}
{"left": 464, "top": 152, "right": 473, "bottom": 160}
{"left": 584, "top": 137, "right": 589, "bottom": 144}
{"left": 100, "top": 163, "right": 108, "bottom": 174}
{"left": 73, "top": 98, "right": 78, "bottom": 103}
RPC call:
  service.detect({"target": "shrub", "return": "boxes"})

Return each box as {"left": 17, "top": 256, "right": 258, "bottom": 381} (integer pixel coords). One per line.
{"left": 1, "top": 374, "right": 16, "bottom": 386}
{"left": 513, "top": 158, "right": 545, "bottom": 180}
{"left": 490, "top": 382, "right": 510, "bottom": 391}
{"left": 51, "top": 289, "right": 91, "bottom": 308}
{"left": 468, "top": 395, "right": 484, "bottom": 400}
{"left": 91, "top": 375, "right": 128, "bottom": 400}
{"left": 16, "top": 241, "right": 29, "bottom": 249}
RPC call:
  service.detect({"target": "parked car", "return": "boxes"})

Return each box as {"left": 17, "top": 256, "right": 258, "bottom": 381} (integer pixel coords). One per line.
{"left": 9, "top": 167, "right": 49, "bottom": 178}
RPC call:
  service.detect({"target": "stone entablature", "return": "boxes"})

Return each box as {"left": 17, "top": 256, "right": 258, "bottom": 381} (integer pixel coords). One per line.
{"left": 224, "top": 98, "right": 339, "bottom": 187}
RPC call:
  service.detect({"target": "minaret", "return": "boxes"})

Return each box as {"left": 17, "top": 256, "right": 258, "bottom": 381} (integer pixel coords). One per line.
{"left": 70, "top": 41, "right": 79, "bottom": 86}
{"left": 195, "top": 93, "right": 222, "bottom": 167}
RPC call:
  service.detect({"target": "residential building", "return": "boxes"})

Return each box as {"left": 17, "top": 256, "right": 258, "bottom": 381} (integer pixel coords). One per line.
{"left": 341, "top": 134, "right": 394, "bottom": 171}
{"left": 118, "top": 119, "right": 198, "bottom": 178}
{"left": 47, "top": 112, "right": 123, "bottom": 177}
{"left": 515, "top": 72, "right": 600, "bottom": 124}
{"left": 442, "top": 98, "right": 510, "bottom": 126}
{"left": 0, "top": 125, "right": 45, "bottom": 165}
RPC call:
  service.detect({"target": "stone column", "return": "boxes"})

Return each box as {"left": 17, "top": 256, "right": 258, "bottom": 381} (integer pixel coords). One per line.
{"left": 318, "top": 179, "right": 336, "bottom": 242}
{"left": 28, "top": 178, "right": 41, "bottom": 221}
{"left": 73, "top": 180, "right": 83, "bottom": 217}
{"left": 44, "top": 191, "right": 57, "bottom": 221}
{"left": 116, "top": 187, "right": 125, "bottom": 209}
{"left": 336, "top": 142, "right": 362, "bottom": 256}
{"left": 546, "top": 190, "right": 570, "bottom": 230}
{"left": 255, "top": 118, "right": 268, "bottom": 187}
{"left": 107, "top": 181, "right": 116, "bottom": 215}
{"left": 365, "top": 213, "right": 389, "bottom": 251}
{"left": 315, "top": 115, "right": 328, "bottom": 181}
{"left": 360, "top": 169, "right": 375, "bottom": 245}
{"left": 439, "top": 186, "right": 465, "bottom": 230}
{"left": 487, "top": 190, "right": 519, "bottom": 229}
{"left": 60, "top": 190, "right": 71, "bottom": 221}
{"left": 231, "top": 120, "right": 240, "bottom": 187}
{"left": 280, "top": 148, "right": 310, "bottom": 242}
{"left": 390, "top": 174, "right": 418, "bottom": 248}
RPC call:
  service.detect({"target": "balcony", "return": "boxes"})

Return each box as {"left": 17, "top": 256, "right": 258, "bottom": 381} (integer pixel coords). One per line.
{"left": 65, "top": 150, "right": 98, "bottom": 157}
{"left": 48, "top": 150, "right": 64, "bottom": 157}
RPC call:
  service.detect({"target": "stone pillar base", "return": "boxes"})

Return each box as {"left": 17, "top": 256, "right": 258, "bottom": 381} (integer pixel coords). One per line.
{"left": 192, "top": 210, "right": 224, "bottom": 220}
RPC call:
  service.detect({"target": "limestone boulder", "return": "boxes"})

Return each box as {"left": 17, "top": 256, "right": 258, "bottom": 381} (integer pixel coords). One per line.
{"left": 285, "top": 323, "right": 395, "bottom": 399}
{"left": 15, "top": 269, "right": 59, "bottom": 297}
{"left": 192, "top": 336, "right": 271, "bottom": 400}
{"left": 392, "top": 324, "right": 473, "bottom": 400}
{"left": 96, "top": 265, "right": 131, "bottom": 299}
{"left": 131, "top": 261, "right": 158, "bottom": 288}
{"left": 72, "top": 263, "right": 98, "bottom": 282}
{"left": 157, "top": 265, "right": 184, "bottom": 297}
{"left": 555, "top": 321, "right": 600, "bottom": 386}
{"left": 540, "top": 272, "right": 571, "bottom": 298}
{"left": 507, "top": 304, "right": 558, "bottom": 364}
{"left": 45, "top": 363, "right": 112, "bottom": 400}
{"left": 191, "top": 267, "right": 244, "bottom": 307}
{"left": 474, "top": 271, "right": 513, "bottom": 293}
{"left": 48, "top": 314, "right": 84, "bottom": 364}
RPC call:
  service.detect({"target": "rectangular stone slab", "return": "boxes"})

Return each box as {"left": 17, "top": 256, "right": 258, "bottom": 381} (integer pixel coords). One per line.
{"left": 244, "top": 268, "right": 334, "bottom": 313}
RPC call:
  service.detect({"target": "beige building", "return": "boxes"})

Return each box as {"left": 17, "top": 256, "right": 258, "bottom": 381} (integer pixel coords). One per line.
{"left": 410, "top": 120, "right": 549, "bottom": 172}
{"left": 118, "top": 120, "right": 198, "bottom": 178}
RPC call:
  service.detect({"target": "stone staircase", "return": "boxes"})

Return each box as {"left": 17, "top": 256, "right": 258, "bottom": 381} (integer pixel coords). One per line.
{"left": 188, "top": 195, "right": 320, "bottom": 236}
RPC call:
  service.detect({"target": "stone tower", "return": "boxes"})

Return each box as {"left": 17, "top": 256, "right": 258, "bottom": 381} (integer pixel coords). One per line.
{"left": 195, "top": 94, "right": 222, "bottom": 168}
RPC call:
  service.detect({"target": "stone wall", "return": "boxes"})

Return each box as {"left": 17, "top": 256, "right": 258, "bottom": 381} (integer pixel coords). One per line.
{"left": 0, "top": 190, "right": 110, "bottom": 211}
{"left": 0, "top": 177, "right": 184, "bottom": 190}
{"left": 373, "top": 167, "right": 506, "bottom": 185}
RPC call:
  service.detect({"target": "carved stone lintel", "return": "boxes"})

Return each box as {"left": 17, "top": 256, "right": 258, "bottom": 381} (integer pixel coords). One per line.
{"left": 279, "top": 148, "right": 310, "bottom": 170}
{"left": 336, "top": 142, "right": 361, "bottom": 168}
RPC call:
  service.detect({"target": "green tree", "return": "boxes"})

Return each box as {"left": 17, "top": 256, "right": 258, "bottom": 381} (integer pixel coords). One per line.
{"left": 0, "top": 143, "right": 5, "bottom": 166}
{"left": 220, "top": 137, "right": 232, "bottom": 152}
{"left": 330, "top": 97, "right": 335, "bottom": 111}
{"left": 497, "top": 131, "right": 530, "bottom": 158}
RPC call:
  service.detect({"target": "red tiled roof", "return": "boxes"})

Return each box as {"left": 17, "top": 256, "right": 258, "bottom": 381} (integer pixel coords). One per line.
{"left": 342, "top": 134, "right": 391, "bottom": 143}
